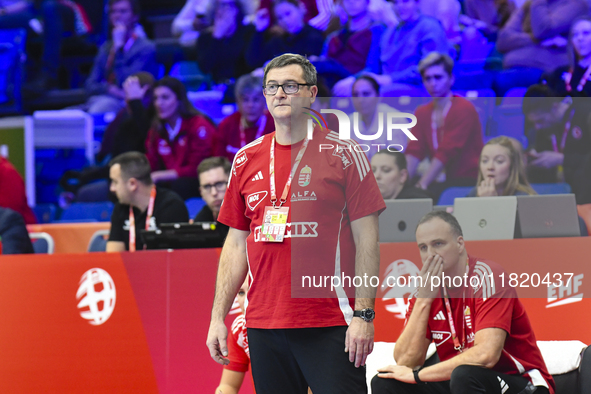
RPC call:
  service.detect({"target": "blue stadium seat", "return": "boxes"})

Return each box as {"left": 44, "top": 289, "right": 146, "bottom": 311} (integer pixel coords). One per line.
{"left": 531, "top": 183, "right": 572, "bottom": 195}
{"left": 187, "top": 90, "right": 236, "bottom": 124}
{"left": 88, "top": 229, "right": 110, "bottom": 252}
{"left": 59, "top": 202, "right": 114, "bottom": 222}
{"left": 186, "top": 198, "right": 207, "bottom": 219}
{"left": 438, "top": 186, "right": 474, "bottom": 205}
{"left": 33, "top": 203, "right": 57, "bottom": 223}
{"left": 29, "top": 232, "right": 55, "bottom": 254}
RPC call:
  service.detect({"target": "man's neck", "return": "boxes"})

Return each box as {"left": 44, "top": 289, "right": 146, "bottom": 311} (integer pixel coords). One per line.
{"left": 274, "top": 119, "right": 307, "bottom": 145}
{"left": 133, "top": 185, "right": 154, "bottom": 213}
{"left": 348, "top": 13, "right": 371, "bottom": 32}
{"left": 433, "top": 92, "right": 453, "bottom": 107}
{"left": 241, "top": 115, "right": 257, "bottom": 129}
{"left": 446, "top": 252, "right": 469, "bottom": 289}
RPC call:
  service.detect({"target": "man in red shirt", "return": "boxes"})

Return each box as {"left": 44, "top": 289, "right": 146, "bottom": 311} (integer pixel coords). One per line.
{"left": 405, "top": 53, "right": 483, "bottom": 200}
{"left": 217, "top": 74, "right": 275, "bottom": 161}
{"left": 372, "top": 211, "right": 554, "bottom": 394}
{"left": 206, "top": 53, "right": 385, "bottom": 393}
{"left": 0, "top": 156, "right": 36, "bottom": 224}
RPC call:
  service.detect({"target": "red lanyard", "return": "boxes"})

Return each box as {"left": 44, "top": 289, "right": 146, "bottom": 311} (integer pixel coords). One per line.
{"left": 129, "top": 186, "right": 156, "bottom": 252}
{"left": 565, "top": 65, "right": 591, "bottom": 92}
{"left": 239, "top": 115, "right": 267, "bottom": 148}
{"left": 442, "top": 260, "right": 470, "bottom": 353}
{"left": 552, "top": 108, "right": 575, "bottom": 153}
{"left": 269, "top": 136, "right": 309, "bottom": 208}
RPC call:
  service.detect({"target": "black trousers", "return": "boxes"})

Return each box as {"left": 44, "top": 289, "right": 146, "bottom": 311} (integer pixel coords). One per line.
{"left": 247, "top": 326, "right": 367, "bottom": 394}
{"left": 372, "top": 365, "right": 550, "bottom": 394}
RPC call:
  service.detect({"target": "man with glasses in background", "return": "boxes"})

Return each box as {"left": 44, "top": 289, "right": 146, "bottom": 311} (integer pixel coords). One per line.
{"left": 206, "top": 53, "right": 385, "bottom": 393}
{"left": 194, "top": 157, "right": 230, "bottom": 244}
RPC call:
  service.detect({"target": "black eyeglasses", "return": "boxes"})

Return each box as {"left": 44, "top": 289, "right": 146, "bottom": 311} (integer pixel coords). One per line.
{"left": 200, "top": 181, "right": 227, "bottom": 193}
{"left": 263, "top": 83, "right": 313, "bottom": 96}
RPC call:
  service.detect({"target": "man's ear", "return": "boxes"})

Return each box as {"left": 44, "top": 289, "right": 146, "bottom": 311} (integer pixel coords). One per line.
{"left": 400, "top": 168, "right": 408, "bottom": 184}
{"left": 310, "top": 85, "right": 318, "bottom": 104}
{"left": 457, "top": 235, "right": 465, "bottom": 254}
{"left": 127, "top": 177, "right": 139, "bottom": 192}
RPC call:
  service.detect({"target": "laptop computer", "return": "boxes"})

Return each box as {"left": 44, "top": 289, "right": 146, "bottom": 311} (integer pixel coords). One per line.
{"left": 453, "top": 196, "right": 517, "bottom": 241}
{"left": 515, "top": 194, "right": 580, "bottom": 238}
{"left": 379, "top": 199, "right": 433, "bottom": 243}
{"left": 141, "top": 221, "right": 227, "bottom": 250}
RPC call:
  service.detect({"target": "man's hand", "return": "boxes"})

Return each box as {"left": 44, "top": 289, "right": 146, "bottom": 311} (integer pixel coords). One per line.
{"left": 345, "top": 318, "right": 374, "bottom": 368}
{"left": 477, "top": 177, "right": 497, "bottom": 197}
{"left": 123, "top": 76, "right": 149, "bottom": 101}
{"left": 541, "top": 36, "right": 568, "bottom": 48}
{"left": 416, "top": 254, "right": 444, "bottom": 299}
{"left": 528, "top": 150, "right": 564, "bottom": 169}
{"left": 112, "top": 23, "right": 127, "bottom": 50}
{"left": 107, "top": 84, "right": 126, "bottom": 100}
{"left": 206, "top": 320, "right": 230, "bottom": 365}
{"left": 376, "top": 365, "right": 415, "bottom": 383}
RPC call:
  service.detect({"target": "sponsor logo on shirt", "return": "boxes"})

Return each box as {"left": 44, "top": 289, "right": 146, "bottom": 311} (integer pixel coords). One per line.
{"left": 158, "top": 140, "right": 171, "bottom": 156}
{"left": 198, "top": 126, "right": 207, "bottom": 139}
{"left": 464, "top": 306, "right": 472, "bottom": 329}
{"left": 431, "top": 330, "right": 451, "bottom": 346}
{"left": 546, "top": 273, "right": 584, "bottom": 308}
{"left": 123, "top": 217, "right": 156, "bottom": 231}
{"left": 251, "top": 171, "right": 264, "bottom": 182}
{"left": 253, "top": 222, "right": 318, "bottom": 242}
{"left": 332, "top": 147, "right": 353, "bottom": 170}
{"left": 433, "top": 311, "right": 445, "bottom": 320}
{"left": 291, "top": 190, "right": 317, "bottom": 202}
{"left": 247, "top": 191, "right": 267, "bottom": 211}
{"left": 298, "top": 165, "right": 311, "bottom": 187}
{"left": 235, "top": 151, "right": 248, "bottom": 168}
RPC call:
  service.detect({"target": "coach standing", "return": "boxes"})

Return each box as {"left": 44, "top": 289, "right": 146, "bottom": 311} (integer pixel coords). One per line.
{"left": 206, "top": 53, "right": 386, "bottom": 393}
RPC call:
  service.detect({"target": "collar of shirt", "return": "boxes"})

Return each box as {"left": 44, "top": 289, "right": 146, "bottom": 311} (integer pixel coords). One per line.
{"left": 165, "top": 117, "right": 182, "bottom": 142}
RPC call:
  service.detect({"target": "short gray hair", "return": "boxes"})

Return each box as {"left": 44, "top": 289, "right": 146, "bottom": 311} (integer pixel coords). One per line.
{"left": 416, "top": 211, "right": 463, "bottom": 238}
{"left": 263, "top": 53, "right": 317, "bottom": 86}
{"left": 235, "top": 74, "right": 263, "bottom": 98}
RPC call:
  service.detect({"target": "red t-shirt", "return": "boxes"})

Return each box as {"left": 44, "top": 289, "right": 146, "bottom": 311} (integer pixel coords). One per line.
{"left": 224, "top": 314, "right": 250, "bottom": 373}
{"left": 145, "top": 115, "right": 218, "bottom": 178}
{"left": 218, "top": 129, "right": 386, "bottom": 329}
{"left": 217, "top": 111, "right": 275, "bottom": 162}
{"left": 405, "top": 96, "right": 483, "bottom": 180}
{"left": 0, "top": 157, "right": 36, "bottom": 224}
{"left": 405, "top": 256, "right": 555, "bottom": 394}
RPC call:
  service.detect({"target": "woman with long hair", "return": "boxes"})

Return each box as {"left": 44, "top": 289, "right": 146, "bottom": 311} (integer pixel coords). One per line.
{"left": 469, "top": 136, "right": 536, "bottom": 197}
{"left": 145, "top": 76, "right": 218, "bottom": 199}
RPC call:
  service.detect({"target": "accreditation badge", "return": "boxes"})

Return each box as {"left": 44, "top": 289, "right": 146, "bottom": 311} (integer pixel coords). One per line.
{"left": 261, "top": 206, "right": 289, "bottom": 242}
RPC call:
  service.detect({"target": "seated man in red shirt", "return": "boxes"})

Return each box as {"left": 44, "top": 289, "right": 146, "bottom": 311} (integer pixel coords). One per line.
{"left": 216, "top": 74, "right": 274, "bottom": 161}
{"left": 0, "top": 156, "right": 36, "bottom": 224}
{"left": 405, "top": 52, "right": 483, "bottom": 201}
{"left": 372, "top": 211, "right": 555, "bottom": 394}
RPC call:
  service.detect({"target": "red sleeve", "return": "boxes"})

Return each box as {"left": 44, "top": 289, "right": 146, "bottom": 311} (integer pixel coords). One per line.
{"left": 145, "top": 129, "right": 161, "bottom": 171}
{"left": 343, "top": 140, "right": 386, "bottom": 221}
{"left": 0, "top": 160, "right": 36, "bottom": 224}
{"left": 433, "top": 99, "right": 482, "bottom": 166}
{"left": 176, "top": 117, "right": 217, "bottom": 178}
{"left": 404, "top": 105, "right": 431, "bottom": 161}
{"left": 217, "top": 151, "right": 252, "bottom": 231}
{"left": 224, "top": 316, "right": 250, "bottom": 373}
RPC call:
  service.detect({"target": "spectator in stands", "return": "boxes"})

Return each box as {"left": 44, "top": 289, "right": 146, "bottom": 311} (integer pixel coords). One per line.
{"left": 421, "top": 0, "right": 462, "bottom": 47}
{"left": 60, "top": 71, "right": 156, "bottom": 203}
{"left": 311, "top": 0, "right": 383, "bottom": 87}
{"left": 405, "top": 52, "right": 483, "bottom": 201}
{"left": 195, "top": 157, "right": 230, "bottom": 245}
{"left": 333, "top": 0, "right": 449, "bottom": 96}
{"left": 460, "top": 0, "right": 515, "bottom": 40}
{"left": 0, "top": 0, "right": 34, "bottom": 29}
{"left": 544, "top": 16, "right": 591, "bottom": 97}
{"left": 83, "top": 0, "right": 157, "bottom": 114}
{"left": 0, "top": 156, "right": 36, "bottom": 224}
{"left": 257, "top": 0, "right": 334, "bottom": 31}
{"left": 371, "top": 150, "right": 432, "bottom": 200}
{"left": 350, "top": 75, "right": 405, "bottom": 160}
{"left": 196, "top": 0, "right": 255, "bottom": 84}
{"left": 217, "top": 75, "right": 275, "bottom": 161}
{"left": 495, "top": 0, "right": 588, "bottom": 96}
{"left": 172, "top": 0, "right": 211, "bottom": 47}
{"left": 468, "top": 136, "right": 536, "bottom": 197}
{"left": 215, "top": 276, "right": 250, "bottom": 394}
{"left": 106, "top": 152, "right": 189, "bottom": 252}
{"left": 522, "top": 84, "right": 591, "bottom": 203}
{"left": 145, "top": 76, "right": 218, "bottom": 200}
{"left": 246, "top": 0, "right": 324, "bottom": 70}
{"left": 0, "top": 207, "right": 34, "bottom": 255}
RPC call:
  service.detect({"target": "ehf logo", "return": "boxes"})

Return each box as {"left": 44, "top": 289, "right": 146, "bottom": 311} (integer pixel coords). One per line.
{"left": 76, "top": 268, "right": 116, "bottom": 326}
{"left": 380, "top": 259, "right": 420, "bottom": 319}
{"left": 299, "top": 165, "right": 311, "bottom": 187}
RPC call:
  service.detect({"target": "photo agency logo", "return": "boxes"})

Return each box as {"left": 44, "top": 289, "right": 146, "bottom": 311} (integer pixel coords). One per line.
{"left": 302, "top": 106, "right": 418, "bottom": 153}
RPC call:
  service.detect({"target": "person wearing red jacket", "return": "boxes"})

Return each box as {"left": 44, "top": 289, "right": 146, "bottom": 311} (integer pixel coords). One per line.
{"left": 405, "top": 52, "right": 483, "bottom": 201}
{"left": 145, "top": 76, "right": 218, "bottom": 199}
{"left": 0, "top": 156, "right": 36, "bottom": 224}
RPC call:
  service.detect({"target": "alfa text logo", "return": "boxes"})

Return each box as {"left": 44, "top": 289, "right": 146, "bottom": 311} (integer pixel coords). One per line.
{"left": 304, "top": 108, "right": 418, "bottom": 142}
{"left": 76, "top": 268, "right": 116, "bottom": 326}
